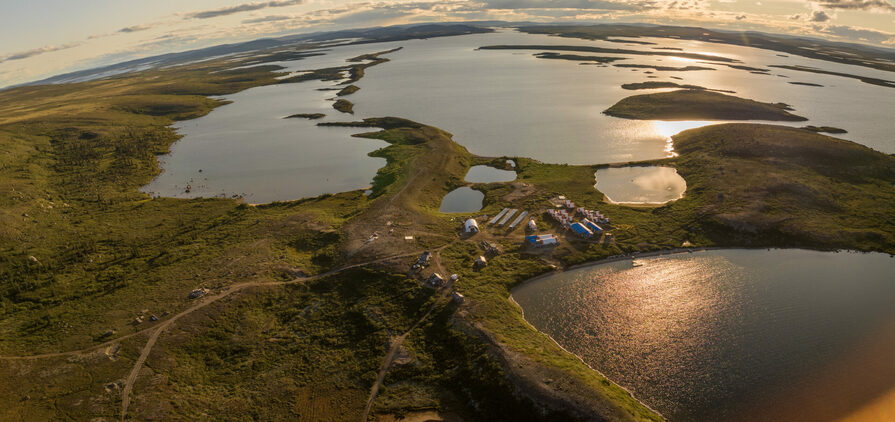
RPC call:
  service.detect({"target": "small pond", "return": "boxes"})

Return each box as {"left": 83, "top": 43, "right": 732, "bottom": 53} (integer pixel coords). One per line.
{"left": 439, "top": 187, "right": 484, "bottom": 213}
{"left": 465, "top": 165, "right": 517, "bottom": 183}
{"left": 594, "top": 166, "right": 686, "bottom": 205}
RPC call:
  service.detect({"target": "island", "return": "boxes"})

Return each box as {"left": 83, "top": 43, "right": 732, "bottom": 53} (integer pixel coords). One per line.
{"left": 770, "top": 65, "right": 895, "bottom": 89}
{"left": 284, "top": 112, "right": 326, "bottom": 119}
{"left": 533, "top": 52, "right": 624, "bottom": 64}
{"left": 789, "top": 81, "right": 824, "bottom": 87}
{"left": 518, "top": 24, "right": 895, "bottom": 73}
{"left": 614, "top": 63, "right": 715, "bottom": 72}
{"left": 337, "top": 84, "right": 360, "bottom": 96}
{"left": 478, "top": 44, "right": 739, "bottom": 62}
{"left": 801, "top": 125, "right": 848, "bottom": 134}
{"left": 603, "top": 89, "right": 807, "bottom": 121}
{"left": 332, "top": 98, "right": 355, "bottom": 114}
{"left": 620, "top": 81, "right": 735, "bottom": 93}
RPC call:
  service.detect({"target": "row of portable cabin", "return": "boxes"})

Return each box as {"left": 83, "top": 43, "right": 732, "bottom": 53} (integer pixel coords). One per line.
{"left": 468, "top": 208, "right": 533, "bottom": 234}
{"left": 569, "top": 218, "right": 603, "bottom": 238}
{"left": 576, "top": 207, "right": 610, "bottom": 224}
{"left": 525, "top": 234, "right": 558, "bottom": 247}
{"left": 547, "top": 208, "right": 573, "bottom": 227}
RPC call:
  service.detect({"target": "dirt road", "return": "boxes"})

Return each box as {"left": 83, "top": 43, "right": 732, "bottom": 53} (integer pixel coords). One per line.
{"left": 361, "top": 251, "right": 456, "bottom": 421}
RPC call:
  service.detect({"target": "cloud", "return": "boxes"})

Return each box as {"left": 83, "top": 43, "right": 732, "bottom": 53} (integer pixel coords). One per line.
{"left": 119, "top": 23, "right": 157, "bottom": 33}
{"left": 810, "top": 10, "right": 831, "bottom": 21}
{"left": 813, "top": 0, "right": 895, "bottom": 11}
{"left": 186, "top": 0, "right": 306, "bottom": 20}
{"left": 481, "top": 0, "right": 657, "bottom": 11}
{"left": 814, "top": 23, "right": 895, "bottom": 43}
{"left": 242, "top": 14, "right": 294, "bottom": 24}
{"left": 0, "top": 42, "right": 81, "bottom": 63}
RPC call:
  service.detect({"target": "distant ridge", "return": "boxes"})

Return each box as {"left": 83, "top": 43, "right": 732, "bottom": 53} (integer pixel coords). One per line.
{"left": 5, "top": 23, "right": 495, "bottom": 90}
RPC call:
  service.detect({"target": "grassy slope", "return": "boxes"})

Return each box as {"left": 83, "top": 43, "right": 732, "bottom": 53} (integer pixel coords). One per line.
{"left": 672, "top": 124, "right": 895, "bottom": 252}
{"left": 129, "top": 269, "right": 431, "bottom": 421}
{"left": 603, "top": 89, "right": 807, "bottom": 121}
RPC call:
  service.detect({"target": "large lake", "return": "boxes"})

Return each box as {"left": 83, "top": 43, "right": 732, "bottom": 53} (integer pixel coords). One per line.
{"left": 511, "top": 249, "right": 895, "bottom": 421}
{"left": 144, "top": 29, "right": 895, "bottom": 202}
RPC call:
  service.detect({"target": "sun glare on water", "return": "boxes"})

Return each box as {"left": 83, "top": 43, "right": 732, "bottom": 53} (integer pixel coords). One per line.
{"left": 652, "top": 121, "right": 715, "bottom": 157}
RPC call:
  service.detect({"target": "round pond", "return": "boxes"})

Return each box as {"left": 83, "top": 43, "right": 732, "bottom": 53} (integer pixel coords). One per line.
{"left": 594, "top": 166, "right": 686, "bottom": 205}
{"left": 439, "top": 187, "right": 484, "bottom": 213}
{"left": 465, "top": 165, "right": 517, "bottom": 183}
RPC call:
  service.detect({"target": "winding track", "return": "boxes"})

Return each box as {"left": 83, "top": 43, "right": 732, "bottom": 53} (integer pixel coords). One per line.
{"left": 115, "top": 250, "right": 429, "bottom": 420}
{"left": 360, "top": 251, "right": 455, "bottom": 421}
{"left": 0, "top": 250, "right": 425, "bottom": 421}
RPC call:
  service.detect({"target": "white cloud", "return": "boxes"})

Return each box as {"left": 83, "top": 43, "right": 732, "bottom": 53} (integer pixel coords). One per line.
{"left": 0, "top": 42, "right": 81, "bottom": 64}
{"left": 809, "top": 10, "right": 831, "bottom": 21}
{"left": 119, "top": 23, "right": 158, "bottom": 33}
{"left": 813, "top": 23, "right": 895, "bottom": 43}
{"left": 812, "top": 0, "right": 895, "bottom": 11}
{"left": 186, "top": 0, "right": 306, "bottom": 20}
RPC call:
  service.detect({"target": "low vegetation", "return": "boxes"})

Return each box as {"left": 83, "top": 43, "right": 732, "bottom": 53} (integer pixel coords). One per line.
{"left": 333, "top": 99, "right": 355, "bottom": 114}
{"left": 533, "top": 52, "right": 624, "bottom": 63}
{"left": 770, "top": 65, "right": 895, "bottom": 89}
{"left": 338, "top": 84, "right": 361, "bottom": 96}
{"left": 518, "top": 24, "right": 895, "bottom": 73}
{"left": 614, "top": 64, "right": 715, "bottom": 72}
{"left": 478, "top": 44, "right": 738, "bottom": 63}
{"left": 671, "top": 124, "right": 895, "bottom": 252}
{"left": 789, "top": 81, "right": 824, "bottom": 87}
{"left": 620, "top": 81, "right": 734, "bottom": 93}
{"left": 801, "top": 125, "right": 847, "bottom": 134}
{"left": 285, "top": 113, "right": 326, "bottom": 119}
{"left": 603, "top": 89, "right": 807, "bottom": 121}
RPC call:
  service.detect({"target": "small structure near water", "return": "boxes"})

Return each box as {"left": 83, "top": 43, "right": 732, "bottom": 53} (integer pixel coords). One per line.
{"left": 489, "top": 208, "right": 510, "bottom": 225}
{"left": 583, "top": 219, "right": 603, "bottom": 234}
{"left": 452, "top": 292, "right": 465, "bottom": 304}
{"left": 188, "top": 288, "right": 208, "bottom": 299}
{"left": 526, "top": 234, "right": 558, "bottom": 247}
{"left": 481, "top": 241, "right": 501, "bottom": 256}
{"left": 570, "top": 222, "right": 595, "bottom": 238}
{"left": 508, "top": 211, "right": 529, "bottom": 230}
{"left": 464, "top": 218, "right": 480, "bottom": 233}
{"left": 498, "top": 209, "right": 518, "bottom": 226}
{"left": 413, "top": 251, "right": 431, "bottom": 271}
{"left": 427, "top": 273, "right": 445, "bottom": 288}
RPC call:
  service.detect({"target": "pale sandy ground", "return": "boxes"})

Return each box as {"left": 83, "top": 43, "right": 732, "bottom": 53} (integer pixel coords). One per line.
{"left": 837, "top": 388, "right": 895, "bottom": 422}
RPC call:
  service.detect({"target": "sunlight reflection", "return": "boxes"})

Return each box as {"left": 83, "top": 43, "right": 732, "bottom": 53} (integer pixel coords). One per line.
{"left": 652, "top": 121, "right": 715, "bottom": 157}
{"left": 668, "top": 56, "right": 698, "bottom": 63}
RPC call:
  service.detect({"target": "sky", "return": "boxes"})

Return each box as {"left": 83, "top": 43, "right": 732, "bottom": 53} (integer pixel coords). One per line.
{"left": 1, "top": 0, "right": 893, "bottom": 87}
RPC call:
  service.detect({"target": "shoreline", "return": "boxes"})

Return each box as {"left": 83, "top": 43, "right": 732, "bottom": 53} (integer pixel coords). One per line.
{"left": 504, "top": 247, "right": 721, "bottom": 420}
{"left": 507, "top": 294, "right": 667, "bottom": 420}
{"left": 509, "top": 246, "right": 895, "bottom": 421}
